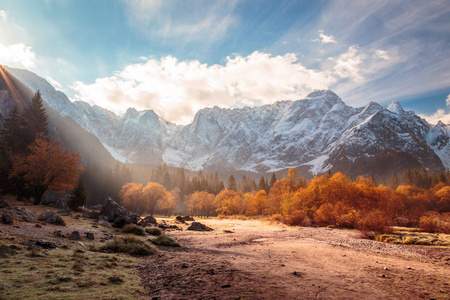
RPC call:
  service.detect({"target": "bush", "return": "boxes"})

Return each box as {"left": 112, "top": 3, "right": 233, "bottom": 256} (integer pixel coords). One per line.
{"left": 150, "top": 235, "right": 180, "bottom": 247}
{"left": 145, "top": 227, "right": 162, "bottom": 236}
{"left": 357, "top": 210, "right": 391, "bottom": 238}
{"left": 419, "top": 213, "right": 450, "bottom": 233}
{"left": 122, "top": 224, "right": 145, "bottom": 236}
{"left": 100, "top": 235, "right": 156, "bottom": 256}
{"left": 284, "top": 210, "right": 306, "bottom": 226}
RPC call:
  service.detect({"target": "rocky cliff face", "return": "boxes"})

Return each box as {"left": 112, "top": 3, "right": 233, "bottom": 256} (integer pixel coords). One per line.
{"left": 5, "top": 66, "right": 449, "bottom": 176}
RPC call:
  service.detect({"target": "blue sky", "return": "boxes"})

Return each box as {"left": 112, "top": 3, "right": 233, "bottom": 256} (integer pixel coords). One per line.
{"left": 0, "top": 0, "right": 449, "bottom": 124}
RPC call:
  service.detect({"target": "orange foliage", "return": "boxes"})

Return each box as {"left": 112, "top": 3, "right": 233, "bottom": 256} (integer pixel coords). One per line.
{"left": 215, "top": 189, "right": 243, "bottom": 215}
{"left": 189, "top": 191, "right": 216, "bottom": 217}
{"left": 10, "top": 136, "right": 83, "bottom": 205}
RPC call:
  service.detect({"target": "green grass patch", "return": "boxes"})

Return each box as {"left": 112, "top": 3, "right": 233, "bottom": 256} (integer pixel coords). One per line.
{"left": 122, "top": 224, "right": 145, "bottom": 236}
{"left": 149, "top": 234, "right": 180, "bottom": 247}
{"left": 100, "top": 235, "right": 156, "bottom": 256}
{"left": 145, "top": 227, "right": 162, "bottom": 236}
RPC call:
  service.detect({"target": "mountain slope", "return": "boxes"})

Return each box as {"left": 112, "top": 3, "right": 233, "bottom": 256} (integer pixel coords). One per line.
{"left": 5, "top": 66, "right": 450, "bottom": 177}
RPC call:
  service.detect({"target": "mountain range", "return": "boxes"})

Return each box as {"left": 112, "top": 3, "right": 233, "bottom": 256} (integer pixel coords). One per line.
{"left": 2, "top": 66, "right": 450, "bottom": 178}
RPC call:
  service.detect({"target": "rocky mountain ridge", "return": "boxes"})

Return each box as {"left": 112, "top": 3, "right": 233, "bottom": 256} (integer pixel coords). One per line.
{"left": 5, "top": 66, "right": 450, "bottom": 177}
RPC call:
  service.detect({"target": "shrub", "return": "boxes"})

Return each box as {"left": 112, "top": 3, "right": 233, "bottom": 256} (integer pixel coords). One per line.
{"left": 419, "top": 213, "right": 450, "bottom": 234}
{"left": 284, "top": 210, "right": 306, "bottom": 226}
{"left": 150, "top": 235, "right": 180, "bottom": 247}
{"left": 100, "top": 235, "right": 156, "bottom": 256}
{"left": 145, "top": 227, "right": 162, "bottom": 236}
{"left": 122, "top": 224, "right": 145, "bottom": 236}
{"left": 357, "top": 210, "right": 391, "bottom": 238}
{"left": 270, "top": 214, "right": 284, "bottom": 224}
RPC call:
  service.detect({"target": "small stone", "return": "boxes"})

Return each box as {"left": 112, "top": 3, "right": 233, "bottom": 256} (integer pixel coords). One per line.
{"left": 384, "top": 267, "right": 389, "bottom": 270}
{"left": 221, "top": 284, "right": 231, "bottom": 288}
{"left": 2, "top": 283, "right": 11, "bottom": 289}
{"left": 381, "top": 274, "right": 386, "bottom": 278}
{"left": 35, "top": 224, "right": 42, "bottom": 228}
{"left": 69, "top": 231, "right": 81, "bottom": 240}
{"left": 85, "top": 232, "right": 95, "bottom": 240}
{"left": 29, "top": 266, "right": 37, "bottom": 270}
{"left": 54, "top": 230, "right": 65, "bottom": 238}
{"left": 407, "top": 266, "right": 412, "bottom": 270}
{"left": 76, "top": 249, "right": 85, "bottom": 253}
{"left": 36, "top": 240, "right": 57, "bottom": 249}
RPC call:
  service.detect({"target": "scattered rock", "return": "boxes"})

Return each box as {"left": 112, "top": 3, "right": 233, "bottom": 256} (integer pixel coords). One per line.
{"left": 293, "top": 271, "right": 302, "bottom": 277}
{"left": 85, "top": 232, "right": 95, "bottom": 240}
{"left": 54, "top": 230, "right": 65, "bottom": 238}
{"left": 56, "top": 209, "right": 72, "bottom": 216}
{"left": 98, "top": 197, "right": 140, "bottom": 228}
{"left": 76, "top": 249, "right": 85, "bottom": 253}
{"left": 41, "top": 192, "right": 70, "bottom": 210}
{"left": 0, "top": 197, "right": 10, "bottom": 209}
{"left": 36, "top": 240, "right": 57, "bottom": 249}
{"left": 184, "top": 216, "right": 195, "bottom": 221}
{"left": 384, "top": 267, "right": 389, "bottom": 271}
{"left": 2, "top": 283, "right": 11, "bottom": 289}
{"left": 69, "top": 231, "right": 81, "bottom": 240}
{"left": 0, "top": 207, "right": 37, "bottom": 223}
{"left": 35, "top": 223, "right": 42, "bottom": 228}
{"left": 0, "top": 245, "right": 16, "bottom": 257}
{"left": 1, "top": 213, "right": 14, "bottom": 225}
{"left": 29, "top": 266, "right": 37, "bottom": 270}
{"left": 98, "top": 220, "right": 112, "bottom": 228}
{"left": 221, "top": 284, "right": 231, "bottom": 288}
{"left": 39, "top": 211, "right": 66, "bottom": 226}
{"left": 187, "top": 222, "right": 213, "bottom": 231}
{"left": 82, "top": 211, "right": 99, "bottom": 219}
{"left": 143, "top": 215, "right": 157, "bottom": 224}
{"left": 175, "top": 216, "right": 186, "bottom": 223}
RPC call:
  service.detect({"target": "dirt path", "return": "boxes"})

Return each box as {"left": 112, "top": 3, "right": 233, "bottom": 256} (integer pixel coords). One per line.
{"left": 139, "top": 219, "right": 450, "bottom": 300}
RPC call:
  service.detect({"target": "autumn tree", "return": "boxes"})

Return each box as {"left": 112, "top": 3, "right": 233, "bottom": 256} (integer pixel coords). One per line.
{"left": 159, "top": 189, "right": 176, "bottom": 217}
{"left": 119, "top": 182, "right": 144, "bottom": 213}
{"left": 143, "top": 182, "right": 168, "bottom": 216}
{"left": 9, "top": 136, "right": 83, "bottom": 205}
{"left": 215, "top": 189, "right": 243, "bottom": 215}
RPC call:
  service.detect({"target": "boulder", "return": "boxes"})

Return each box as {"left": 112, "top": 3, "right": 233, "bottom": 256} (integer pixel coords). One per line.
{"left": 36, "top": 240, "right": 57, "bottom": 249}
{"left": 1, "top": 213, "right": 14, "bottom": 225}
{"left": 54, "top": 230, "right": 65, "bottom": 238}
{"left": 39, "top": 211, "right": 66, "bottom": 226}
{"left": 0, "top": 198, "right": 10, "bottom": 209}
{"left": 143, "top": 215, "right": 157, "bottom": 224}
{"left": 184, "top": 216, "right": 195, "bottom": 222}
{"left": 187, "top": 222, "right": 213, "bottom": 231}
{"left": 175, "top": 216, "right": 186, "bottom": 223}
{"left": 69, "top": 231, "right": 81, "bottom": 240}
{"left": 41, "top": 192, "right": 70, "bottom": 210}
{"left": 0, "top": 207, "right": 37, "bottom": 223}
{"left": 85, "top": 232, "right": 95, "bottom": 240}
{"left": 97, "top": 197, "right": 140, "bottom": 228}
{"left": 82, "top": 211, "right": 99, "bottom": 219}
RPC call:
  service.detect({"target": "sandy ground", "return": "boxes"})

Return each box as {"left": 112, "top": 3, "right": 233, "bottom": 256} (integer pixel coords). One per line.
{"left": 140, "top": 219, "right": 450, "bottom": 300}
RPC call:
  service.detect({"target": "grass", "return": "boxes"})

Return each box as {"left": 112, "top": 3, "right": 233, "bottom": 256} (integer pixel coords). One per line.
{"left": 0, "top": 241, "right": 144, "bottom": 300}
{"left": 149, "top": 234, "right": 180, "bottom": 247}
{"left": 100, "top": 235, "right": 157, "bottom": 255}
{"left": 375, "top": 228, "right": 450, "bottom": 247}
{"left": 122, "top": 224, "right": 145, "bottom": 236}
{"left": 145, "top": 227, "right": 162, "bottom": 236}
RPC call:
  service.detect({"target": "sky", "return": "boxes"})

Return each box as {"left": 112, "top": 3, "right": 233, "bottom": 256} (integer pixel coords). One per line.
{"left": 0, "top": 0, "right": 449, "bottom": 125}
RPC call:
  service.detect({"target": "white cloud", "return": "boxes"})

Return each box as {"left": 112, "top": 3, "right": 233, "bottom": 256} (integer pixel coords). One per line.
{"left": 446, "top": 94, "right": 450, "bottom": 108}
{"left": 330, "top": 45, "right": 365, "bottom": 82}
{"left": 0, "top": 43, "right": 36, "bottom": 69}
{"left": 420, "top": 109, "right": 450, "bottom": 125}
{"left": 46, "top": 76, "right": 63, "bottom": 91}
{"left": 0, "top": 10, "right": 7, "bottom": 22}
{"left": 71, "top": 51, "right": 338, "bottom": 124}
{"left": 312, "top": 30, "right": 337, "bottom": 44}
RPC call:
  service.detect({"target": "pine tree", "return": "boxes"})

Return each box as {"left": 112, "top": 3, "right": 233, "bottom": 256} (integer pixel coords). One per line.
{"left": 69, "top": 178, "right": 87, "bottom": 211}
{"left": 0, "top": 105, "right": 32, "bottom": 153}
{"left": 257, "top": 176, "right": 267, "bottom": 192}
{"left": 26, "top": 90, "right": 49, "bottom": 138}
{"left": 227, "top": 174, "right": 237, "bottom": 191}
{"left": 401, "top": 167, "right": 412, "bottom": 186}
{"left": 269, "top": 173, "right": 277, "bottom": 188}
{"left": 390, "top": 170, "right": 399, "bottom": 189}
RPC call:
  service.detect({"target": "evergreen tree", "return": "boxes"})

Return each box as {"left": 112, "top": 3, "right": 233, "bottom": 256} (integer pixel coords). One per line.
{"left": 257, "top": 176, "right": 268, "bottom": 192}
{"left": 27, "top": 90, "right": 49, "bottom": 138}
{"left": 390, "top": 170, "right": 399, "bottom": 189}
{"left": 401, "top": 167, "right": 412, "bottom": 186}
{"left": 227, "top": 174, "right": 237, "bottom": 191}
{"left": 69, "top": 177, "right": 87, "bottom": 211}
{"left": 269, "top": 173, "right": 277, "bottom": 187}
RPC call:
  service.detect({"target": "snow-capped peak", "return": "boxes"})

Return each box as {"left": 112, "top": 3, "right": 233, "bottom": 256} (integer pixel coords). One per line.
{"left": 386, "top": 101, "right": 404, "bottom": 115}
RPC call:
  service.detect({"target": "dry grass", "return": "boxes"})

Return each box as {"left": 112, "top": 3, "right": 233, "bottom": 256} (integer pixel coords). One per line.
{"left": 0, "top": 241, "right": 144, "bottom": 299}
{"left": 100, "top": 235, "right": 157, "bottom": 255}
{"left": 145, "top": 227, "right": 162, "bottom": 236}
{"left": 149, "top": 234, "right": 180, "bottom": 247}
{"left": 122, "top": 224, "right": 145, "bottom": 236}
{"left": 375, "top": 229, "right": 450, "bottom": 247}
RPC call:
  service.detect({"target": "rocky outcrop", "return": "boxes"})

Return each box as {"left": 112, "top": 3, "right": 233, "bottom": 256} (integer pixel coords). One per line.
{"left": 187, "top": 222, "right": 213, "bottom": 231}
{"left": 0, "top": 207, "right": 37, "bottom": 223}
{"left": 97, "top": 197, "right": 140, "bottom": 228}
{"left": 0, "top": 198, "right": 10, "bottom": 209}
{"left": 39, "top": 211, "right": 66, "bottom": 226}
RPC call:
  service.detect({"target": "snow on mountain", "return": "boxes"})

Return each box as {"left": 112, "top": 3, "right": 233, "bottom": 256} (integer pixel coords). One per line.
{"left": 5, "top": 66, "right": 450, "bottom": 175}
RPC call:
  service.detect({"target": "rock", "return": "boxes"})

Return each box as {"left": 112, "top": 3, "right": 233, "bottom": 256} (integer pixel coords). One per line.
{"left": 35, "top": 224, "right": 42, "bottom": 228}
{"left": 98, "top": 220, "right": 112, "bottom": 228}
{"left": 69, "top": 231, "right": 81, "bottom": 240}
{"left": 175, "top": 216, "right": 186, "bottom": 223}
{"left": 41, "top": 192, "right": 70, "bottom": 210}
{"left": 187, "top": 222, "right": 213, "bottom": 231}
{"left": 54, "top": 230, "right": 65, "bottom": 238}
{"left": 36, "top": 240, "right": 57, "bottom": 249}
{"left": 90, "top": 204, "right": 102, "bottom": 211}
{"left": 85, "top": 232, "right": 95, "bottom": 240}
{"left": 221, "top": 284, "right": 231, "bottom": 288}
{"left": 158, "top": 223, "right": 169, "bottom": 229}
{"left": 184, "top": 216, "right": 195, "bottom": 221}
{"left": 0, "top": 245, "right": 16, "bottom": 257}
{"left": 56, "top": 209, "right": 72, "bottom": 216}
{"left": 143, "top": 215, "right": 157, "bottom": 224}
{"left": 82, "top": 211, "right": 99, "bottom": 219}
{"left": 0, "top": 207, "right": 37, "bottom": 223}
{"left": 2, "top": 283, "right": 11, "bottom": 289}
{"left": 97, "top": 197, "right": 140, "bottom": 228}
{"left": 137, "top": 219, "right": 149, "bottom": 227}
{"left": 39, "top": 211, "right": 66, "bottom": 226}
{"left": 1, "top": 213, "right": 14, "bottom": 225}
{"left": 29, "top": 266, "right": 37, "bottom": 270}
{"left": 0, "top": 197, "right": 10, "bottom": 209}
